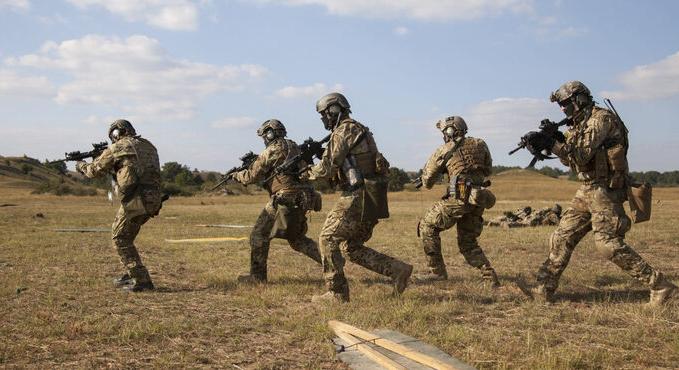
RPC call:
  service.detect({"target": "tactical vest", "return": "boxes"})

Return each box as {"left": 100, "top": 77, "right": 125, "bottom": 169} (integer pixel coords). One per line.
{"left": 347, "top": 120, "right": 379, "bottom": 177}
{"left": 445, "top": 137, "right": 491, "bottom": 184}
{"left": 570, "top": 107, "right": 629, "bottom": 188}
{"left": 113, "top": 137, "right": 161, "bottom": 194}
{"left": 268, "top": 139, "right": 305, "bottom": 195}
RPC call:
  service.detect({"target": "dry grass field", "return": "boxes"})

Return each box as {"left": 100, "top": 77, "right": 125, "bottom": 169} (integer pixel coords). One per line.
{"left": 1, "top": 170, "right": 678, "bottom": 369}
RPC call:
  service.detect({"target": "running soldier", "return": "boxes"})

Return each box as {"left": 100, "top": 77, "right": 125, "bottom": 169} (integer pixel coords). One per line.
{"left": 307, "top": 92, "right": 413, "bottom": 303}
{"left": 524, "top": 81, "right": 677, "bottom": 305}
{"left": 416, "top": 116, "right": 500, "bottom": 286}
{"left": 229, "top": 119, "right": 322, "bottom": 283}
{"left": 76, "top": 119, "right": 162, "bottom": 292}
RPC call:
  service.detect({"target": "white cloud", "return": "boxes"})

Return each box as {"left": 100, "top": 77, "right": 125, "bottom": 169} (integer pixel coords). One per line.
{"left": 466, "top": 97, "right": 560, "bottom": 141}
{"left": 275, "top": 82, "right": 343, "bottom": 99}
{"left": 67, "top": 0, "right": 199, "bottom": 31}
{"left": 0, "top": 69, "right": 55, "bottom": 97}
{"left": 259, "top": 0, "right": 533, "bottom": 21}
{"left": 393, "top": 26, "right": 409, "bottom": 36}
{"left": 601, "top": 50, "right": 679, "bottom": 101}
{"left": 5, "top": 34, "right": 268, "bottom": 121}
{"left": 211, "top": 116, "right": 258, "bottom": 129}
{"left": 0, "top": 0, "right": 29, "bottom": 11}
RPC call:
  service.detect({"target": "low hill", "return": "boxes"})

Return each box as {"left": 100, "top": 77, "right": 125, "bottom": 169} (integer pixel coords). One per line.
{"left": 0, "top": 155, "right": 98, "bottom": 195}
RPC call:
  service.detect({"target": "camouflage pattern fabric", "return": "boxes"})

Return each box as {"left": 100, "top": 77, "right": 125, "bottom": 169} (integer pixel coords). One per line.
{"left": 538, "top": 104, "right": 664, "bottom": 294}
{"left": 310, "top": 117, "right": 411, "bottom": 299}
{"left": 233, "top": 137, "right": 321, "bottom": 280}
{"left": 78, "top": 135, "right": 161, "bottom": 285}
{"left": 248, "top": 200, "right": 321, "bottom": 280}
{"left": 486, "top": 205, "right": 561, "bottom": 228}
{"left": 319, "top": 192, "right": 410, "bottom": 298}
{"left": 418, "top": 135, "right": 496, "bottom": 280}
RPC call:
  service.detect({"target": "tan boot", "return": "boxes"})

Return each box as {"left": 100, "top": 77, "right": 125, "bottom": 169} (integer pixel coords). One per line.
{"left": 648, "top": 279, "right": 678, "bottom": 307}
{"left": 530, "top": 285, "right": 555, "bottom": 304}
{"left": 312, "top": 291, "right": 349, "bottom": 304}
{"left": 413, "top": 271, "right": 448, "bottom": 283}
{"left": 392, "top": 263, "right": 413, "bottom": 296}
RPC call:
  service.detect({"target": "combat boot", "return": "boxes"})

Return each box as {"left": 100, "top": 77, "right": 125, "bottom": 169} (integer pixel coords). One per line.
{"left": 122, "top": 281, "right": 155, "bottom": 292}
{"left": 530, "top": 285, "right": 555, "bottom": 304}
{"left": 413, "top": 271, "right": 448, "bottom": 283}
{"left": 122, "top": 266, "right": 155, "bottom": 293}
{"left": 648, "top": 278, "right": 678, "bottom": 307}
{"left": 237, "top": 274, "right": 266, "bottom": 284}
{"left": 312, "top": 291, "right": 349, "bottom": 304}
{"left": 112, "top": 273, "right": 134, "bottom": 287}
{"left": 392, "top": 263, "right": 413, "bottom": 296}
{"left": 480, "top": 265, "right": 500, "bottom": 288}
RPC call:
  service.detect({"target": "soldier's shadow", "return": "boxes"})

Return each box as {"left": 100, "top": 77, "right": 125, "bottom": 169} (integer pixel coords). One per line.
{"left": 268, "top": 276, "right": 325, "bottom": 286}
{"left": 154, "top": 286, "right": 213, "bottom": 293}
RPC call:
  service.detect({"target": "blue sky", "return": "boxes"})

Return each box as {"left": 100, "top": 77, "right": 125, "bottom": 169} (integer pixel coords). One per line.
{"left": 1, "top": 0, "right": 678, "bottom": 172}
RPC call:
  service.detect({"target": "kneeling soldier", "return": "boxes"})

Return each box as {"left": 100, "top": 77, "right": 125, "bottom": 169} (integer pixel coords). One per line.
{"left": 76, "top": 119, "right": 163, "bottom": 292}
{"left": 229, "top": 119, "right": 322, "bottom": 283}
{"left": 417, "top": 116, "right": 500, "bottom": 286}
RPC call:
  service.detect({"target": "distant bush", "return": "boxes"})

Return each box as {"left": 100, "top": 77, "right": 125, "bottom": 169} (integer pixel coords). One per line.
{"left": 388, "top": 167, "right": 411, "bottom": 192}
{"left": 630, "top": 171, "right": 679, "bottom": 187}
{"left": 32, "top": 179, "right": 98, "bottom": 196}
{"left": 20, "top": 164, "right": 33, "bottom": 174}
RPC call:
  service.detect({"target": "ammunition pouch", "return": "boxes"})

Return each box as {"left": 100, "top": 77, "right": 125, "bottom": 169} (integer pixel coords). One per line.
{"left": 361, "top": 176, "right": 389, "bottom": 222}
{"left": 468, "top": 188, "right": 496, "bottom": 209}
{"left": 627, "top": 182, "right": 652, "bottom": 223}
{"left": 375, "top": 151, "right": 390, "bottom": 176}
{"left": 270, "top": 196, "right": 306, "bottom": 240}
{"left": 122, "top": 193, "right": 147, "bottom": 218}
{"left": 298, "top": 189, "right": 322, "bottom": 212}
{"left": 447, "top": 176, "right": 472, "bottom": 203}
{"left": 607, "top": 144, "right": 628, "bottom": 189}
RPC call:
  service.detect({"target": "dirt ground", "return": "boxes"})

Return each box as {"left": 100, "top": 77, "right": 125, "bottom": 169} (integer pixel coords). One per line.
{"left": 1, "top": 170, "right": 678, "bottom": 369}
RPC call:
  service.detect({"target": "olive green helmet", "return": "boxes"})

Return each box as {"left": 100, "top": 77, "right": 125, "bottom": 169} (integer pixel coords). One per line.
{"left": 108, "top": 119, "right": 136, "bottom": 142}
{"left": 550, "top": 81, "right": 592, "bottom": 104}
{"left": 316, "top": 92, "right": 351, "bottom": 113}
{"left": 436, "top": 116, "right": 467, "bottom": 140}
{"left": 257, "top": 119, "right": 286, "bottom": 137}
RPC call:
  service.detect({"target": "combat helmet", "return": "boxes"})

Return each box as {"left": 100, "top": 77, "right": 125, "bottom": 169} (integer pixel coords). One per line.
{"left": 108, "top": 119, "right": 136, "bottom": 142}
{"left": 316, "top": 92, "right": 351, "bottom": 113}
{"left": 436, "top": 116, "right": 467, "bottom": 142}
{"left": 550, "top": 81, "right": 593, "bottom": 120}
{"left": 257, "top": 119, "right": 286, "bottom": 146}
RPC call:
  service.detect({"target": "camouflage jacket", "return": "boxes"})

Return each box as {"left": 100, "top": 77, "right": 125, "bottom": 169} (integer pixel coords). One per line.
{"left": 552, "top": 106, "right": 628, "bottom": 185}
{"left": 420, "top": 136, "right": 492, "bottom": 189}
{"left": 233, "top": 138, "right": 307, "bottom": 195}
{"left": 308, "top": 117, "right": 385, "bottom": 186}
{"left": 79, "top": 135, "right": 162, "bottom": 215}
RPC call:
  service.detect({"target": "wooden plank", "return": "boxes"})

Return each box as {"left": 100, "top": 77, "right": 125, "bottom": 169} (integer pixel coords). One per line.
{"left": 329, "top": 320, "right": 466, "bottom": 370}
{"left": 334, "top": 330, "right": 406, "bottom": 370}
{"left": 165, "top": 237, "right": 247, "bottom": 243}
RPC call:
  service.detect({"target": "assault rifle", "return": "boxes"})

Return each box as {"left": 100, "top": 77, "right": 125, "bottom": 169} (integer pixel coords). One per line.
{"left": 264, "top": 134, "right": 330, "bottom": 183}
{"left": 50, "top": 142, "right": 109, "bottom": 163}
{"left": 211, "top": 151, "right": 258, "bottom": 191}
{"left": 411, "top": 176, "right": 423, "bottom": 189}
{"left": 509, "top": 118, "right": 571, "bottom": 168}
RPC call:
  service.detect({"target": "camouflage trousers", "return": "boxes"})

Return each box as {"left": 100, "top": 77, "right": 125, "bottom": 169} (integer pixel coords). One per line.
{"left": 112, "top": 206, "right": 153, "bottom": 284}
{"left": 319, "top": 192, "right": 410, "bottom": 298}
{"left": 249, "top": 200, "right": 321, "bottom": 280}
{"left": 418, "top": 199, "right": 495, "bottom": 278}
{"left": 536, "top": 184, "right": 662, "bottom": 292}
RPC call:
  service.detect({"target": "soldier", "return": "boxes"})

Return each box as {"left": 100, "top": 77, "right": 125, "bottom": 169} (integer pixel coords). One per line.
{"left": 525, "top": 81, "right": 677, "bottom": 305}
{"left": 486, "top": 204, "right": 562, "bottom": 228}
{"left": 76, "top": 119, "right": 162, "bottom": 292}
{"left": 416, "top": 116, "right": 500, "bottom": 286}
{"left": 307, "top": 92, "right": 413, "bottom": 303}
{"left": 228, "top": 119, "right": 322, "bottom": 283}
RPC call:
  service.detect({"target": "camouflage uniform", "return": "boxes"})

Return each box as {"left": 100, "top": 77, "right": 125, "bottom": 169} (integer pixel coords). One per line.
{"left": 486, "top": 205, "right": 561, "bottom": 228}
{"left": 233, "top": 137, "right": 321, "bottom": 281}
{"left": 78, "top": 135, "right": 162, "bottom": 288}
{"left": 536, "top": 104, "right": 668, "bottom": 299}
{"left": 418, "top": 136, "right": 499, "bottom": 285}
{"left": 309, "top": 117, "right": 412, "bottom": 301}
